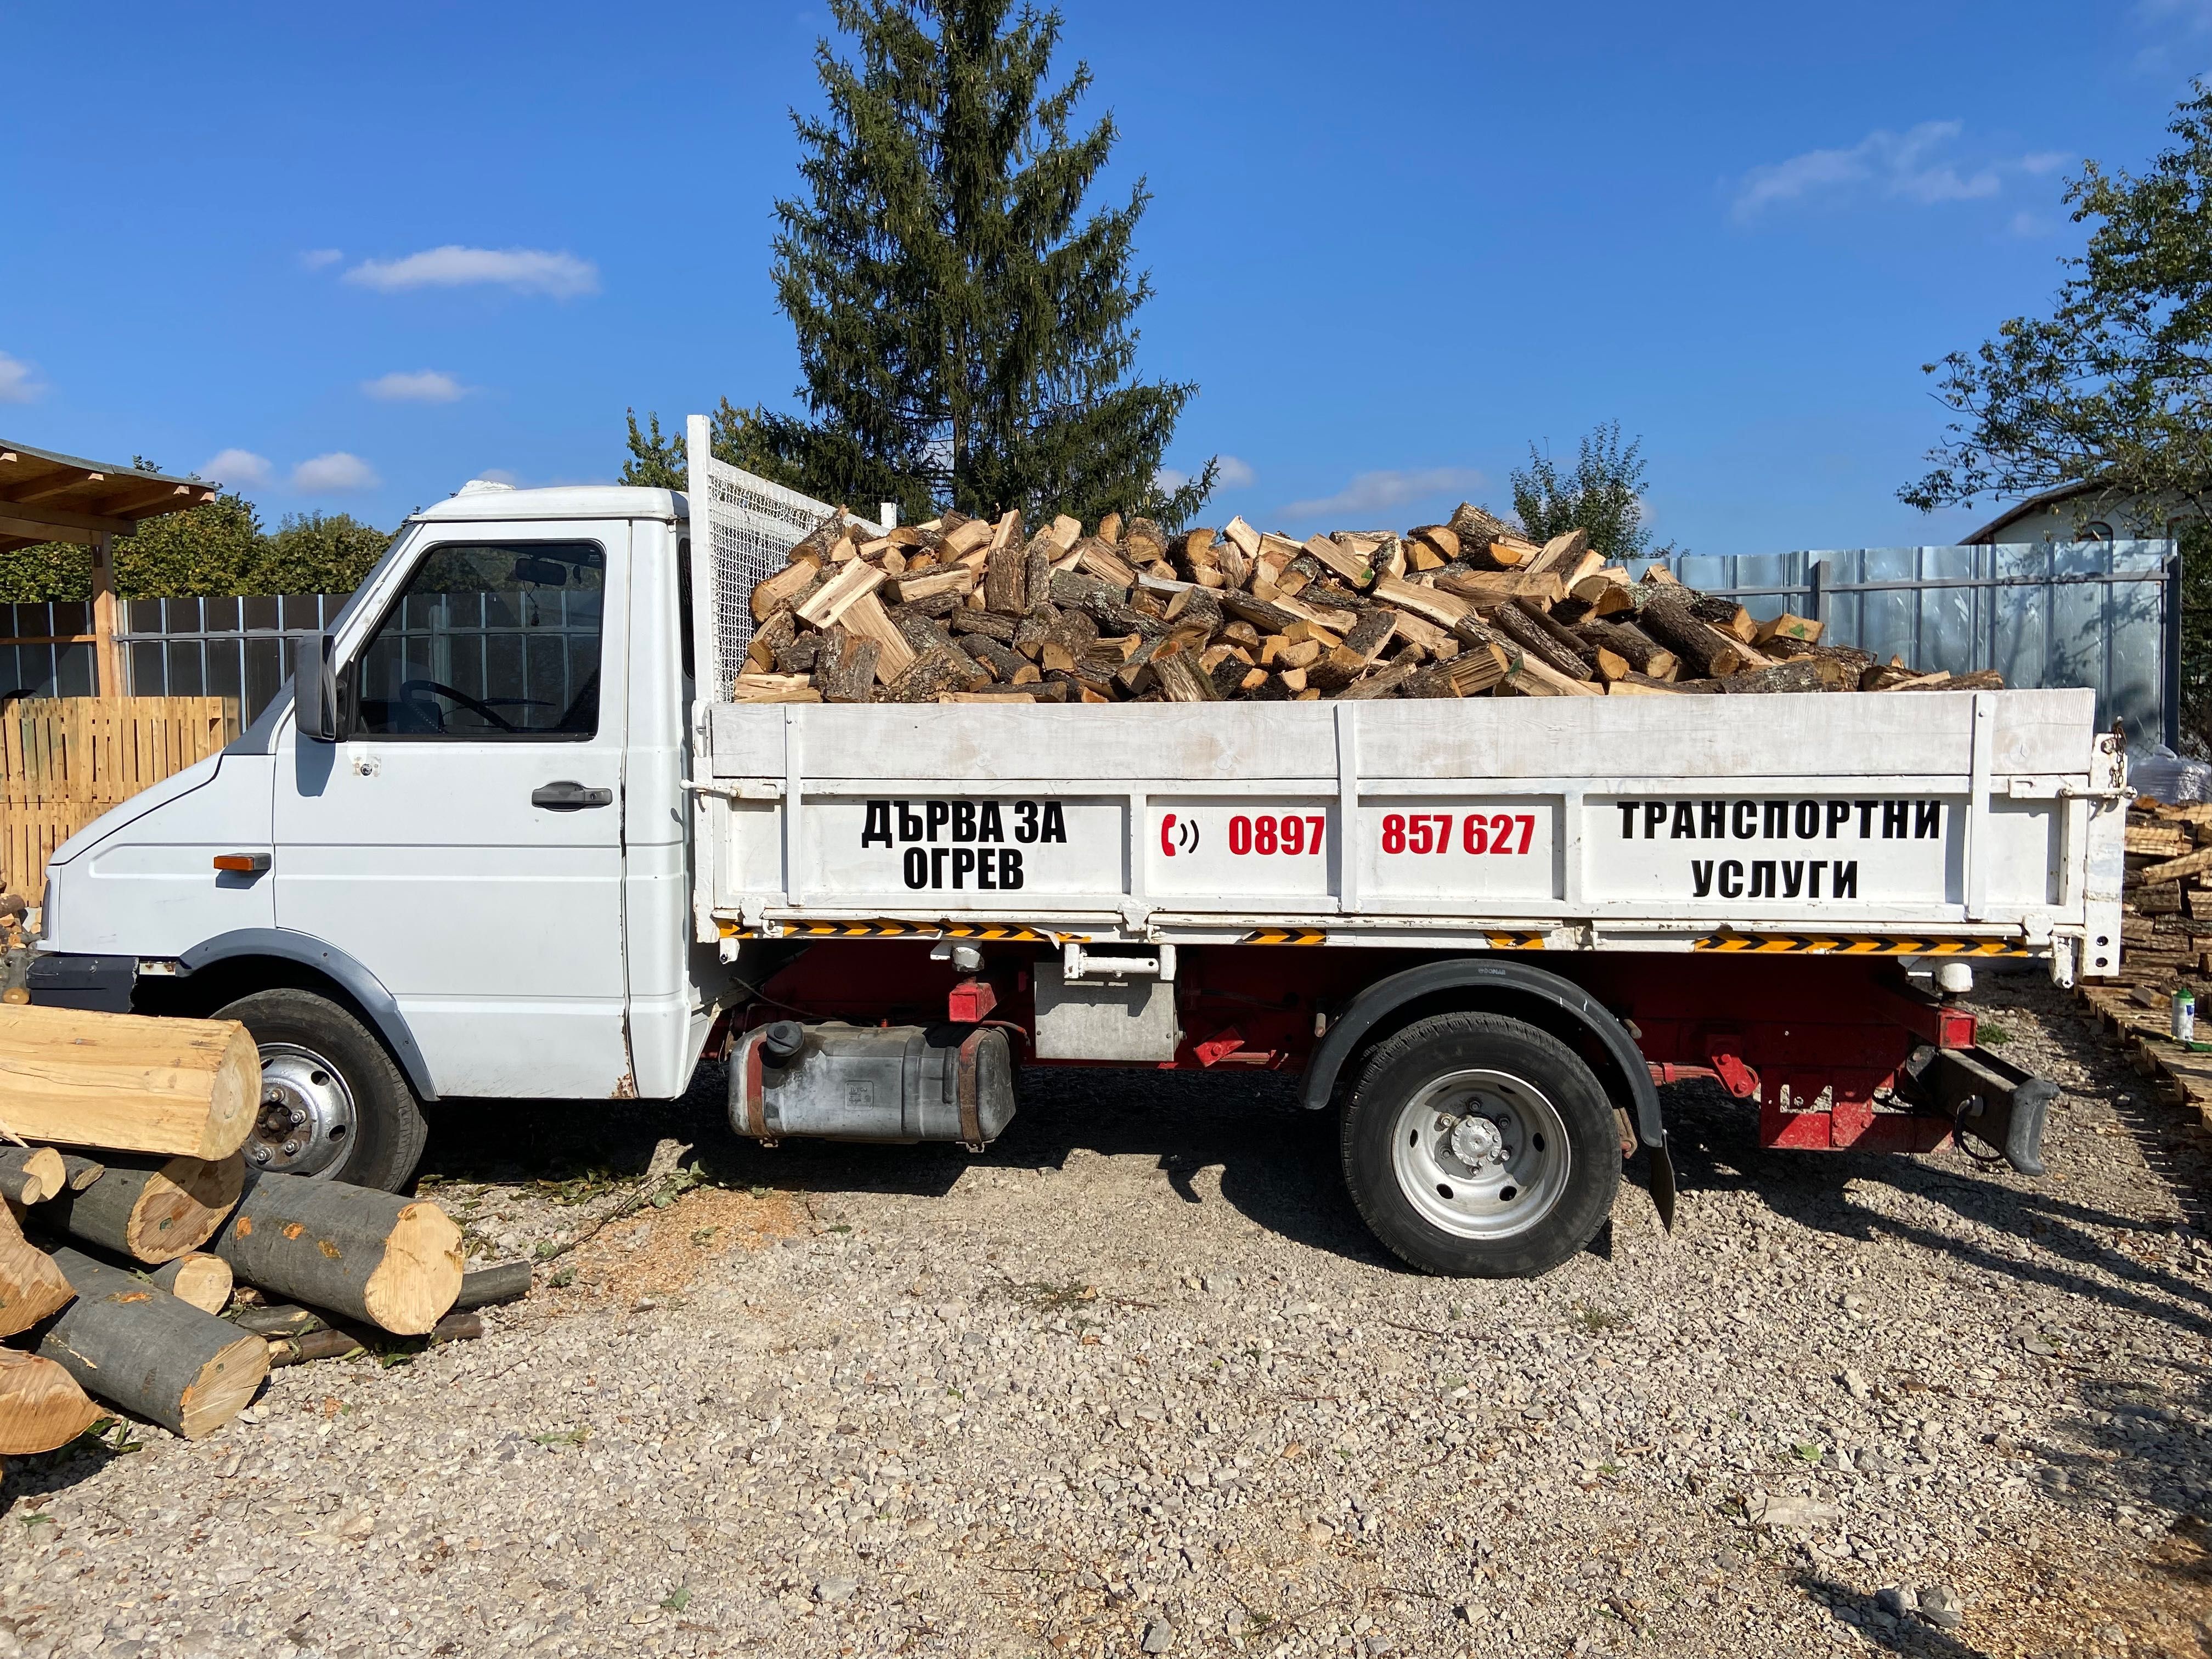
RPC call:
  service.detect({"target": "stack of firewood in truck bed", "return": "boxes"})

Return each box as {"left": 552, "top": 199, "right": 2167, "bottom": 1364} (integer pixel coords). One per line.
{"left": 733, "top": 500, "right": 2004, "bottom": 704}
{"left": 0, "top": 1005, "right": 527, "bottom": 1458}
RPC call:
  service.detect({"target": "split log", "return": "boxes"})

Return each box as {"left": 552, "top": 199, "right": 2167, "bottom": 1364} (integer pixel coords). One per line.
{"left": 1509, "top": 598, "right": 1603, "bottom": 675}
{"left": 1570, "top": 574, "right": 1637, "bottom": 618}
{"left": 887, "top": 567, "right": 975, "bottom": 606}
{"left": 150, "top": 1252, "right": 233, "bottom": 1315}
{"left": 1613, "top": 672, "right": 1722, "bottom": 695}
{"left": 1754, "top": 613, "right": 1824, "bottom": 647}
{"left": 0, "top": 1147, "right": 66, "bottom": 1206}
{"left": 454, "top": 1260, "right": 533, "bottom": 1311}
{"left": 1152, "top": 654, "right": 1219, "bottom": 703}
{"left": 1432, "top": 570, "right": 1567, "bottom": 611}
{"left": 730, "top": 673, "right": 821, "bottom": 703}
{"left": 38, "top": 1248, "right": 268, "bottom": 1439}
{"left": 47, "top": 1154, "right": 243, "bottom": 1265}
{"left": 812, "top": 627, "right": 881, "bottom": 704}
{"left": 794, "top": 559, "right": 887, "bottom": 628}
{"left": 0, "top": 1005, "right": 259, "bottom": 1160}
{"left": 1301, "top": 535, "right": 1373, "bottom": 588}
{"left": 1489, "top": 602, "right": 1592, "bottom": 681}
{"left": 212, "top": 1172, "right": 464, "bottom": 1336}
{"left": 0, "top": 1348, "right": 101, "bottom": 1455}
{"left": 1686, "top": 596, "right": 1759, "bottom": 644}
{"left": 1573, "top": 620, "right": 1677, "bottom": 680}
{"left": 836, "top": 591, "right": 919, "bottom": 684}
{"left": 1371, "top": 574, "right": 1474, "bottom": 630}
{"left": 1503, "top": 656, "right": 1605, "bottom": 697}
{"left": 0, "top": 1199, "right": 74, "bottom": 1338}
{"left": 984, "top": 530, "right": 1029, "bottom": 614}
{"left": 749, "top": 556, "right": 821, "bottom": 622}
{"left": 1522, "top": 528, "right": 1588, "bottom": 575}
{"left": 1717, "top": 659, "right": 1843, "bottom": 695}
{"left": 1635, "top": 592, "right": 1747, "bottom": 678}
{"left": 1336, "top": 657, "right": 1426, "bottom": 700}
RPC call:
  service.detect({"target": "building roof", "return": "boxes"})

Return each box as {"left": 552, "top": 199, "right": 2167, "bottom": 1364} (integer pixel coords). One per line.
{"left": 410, "top": 482, "right": 685, "bottom": 524}
{"left": 0, "top": 441, "right": 220, "bottom": 555}
{"left": 1962, "top": 478, "right": 2108, "bottom": 544}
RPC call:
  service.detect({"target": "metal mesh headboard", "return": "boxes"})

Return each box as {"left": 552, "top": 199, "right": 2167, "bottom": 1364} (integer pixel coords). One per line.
{"left": 685, "top": 415, "right": 887, "bottom": 697}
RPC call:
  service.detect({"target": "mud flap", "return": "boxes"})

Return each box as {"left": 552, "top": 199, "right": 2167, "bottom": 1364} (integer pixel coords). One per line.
{"left": 1903, "top": 1044, "right": 2058, "bottom": 1177}
{"left": 1646, "top": 1142, "right": 1678, "bottom": 1231}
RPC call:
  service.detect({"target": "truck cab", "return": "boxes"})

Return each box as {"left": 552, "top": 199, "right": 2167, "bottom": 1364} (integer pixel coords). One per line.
{"left": 33, "top": 483, "right": 723, "bottom": 1187}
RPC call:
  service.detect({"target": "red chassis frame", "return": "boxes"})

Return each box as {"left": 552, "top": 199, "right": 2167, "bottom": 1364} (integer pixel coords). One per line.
{"left": 743, "top": 943, "right": 1978, "bottom": 1155}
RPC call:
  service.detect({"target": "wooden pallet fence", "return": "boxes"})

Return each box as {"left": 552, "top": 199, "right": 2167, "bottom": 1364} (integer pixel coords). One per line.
{"left": 0, "top": 697, "right": 239, "bottom": 903}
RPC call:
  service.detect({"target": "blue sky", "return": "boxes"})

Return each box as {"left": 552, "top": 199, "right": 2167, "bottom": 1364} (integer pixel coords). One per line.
{"left": 4, "top": 1, "right": 2209, "bottom": 555}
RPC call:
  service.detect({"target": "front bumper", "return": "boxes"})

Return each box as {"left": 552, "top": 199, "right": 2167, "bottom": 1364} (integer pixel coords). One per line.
{"left": 25, "top": 951, "right": 137, "bottom": 1013}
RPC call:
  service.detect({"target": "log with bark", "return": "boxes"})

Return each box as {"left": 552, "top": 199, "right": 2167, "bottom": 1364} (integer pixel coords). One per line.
{"left": 47, "top": 1154, "right": 244, "bottom": 1265}
{"left": 213, "top": 1172, "right": 464, "bottom": 1336}
{"left": 38, "top": 1247, "right": 268, "bottom": 1439}
{"left": 0, "top": 1146, "right": 67, "bottom": 1206}
{"left": 150, "top": 1251, "right": 234, "bottom": 1314}
{"left": 0, "top": 1006, "right": 259, "bottom": 1159}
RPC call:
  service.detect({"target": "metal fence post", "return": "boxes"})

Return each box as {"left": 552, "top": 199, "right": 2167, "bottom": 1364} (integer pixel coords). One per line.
{"left": 2166, "top": 548, "right": 2185, "bottom": 751}
{"left": 1808, "top": 558, "right": 1830, "bottom": 625}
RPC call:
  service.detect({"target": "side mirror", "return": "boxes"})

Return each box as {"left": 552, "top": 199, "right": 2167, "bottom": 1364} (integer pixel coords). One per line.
{"left": 293, "top": 633, "right": 342, "bottom": 741}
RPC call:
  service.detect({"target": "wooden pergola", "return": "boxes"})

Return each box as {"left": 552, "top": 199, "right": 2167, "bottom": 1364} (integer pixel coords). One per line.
{"left": 0, "top": 442, "right": 219, "bottom": 694}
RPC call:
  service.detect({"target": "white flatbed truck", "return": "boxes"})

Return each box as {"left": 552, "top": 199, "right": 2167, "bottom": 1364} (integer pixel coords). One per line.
{"left": 28, "top": 436, "right": 2127, "bottom": 1277}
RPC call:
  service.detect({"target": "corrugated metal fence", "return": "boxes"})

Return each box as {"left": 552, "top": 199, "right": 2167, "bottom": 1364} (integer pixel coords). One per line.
{"left": 1626, "top": 541, "right": 2177, "bottom": 745}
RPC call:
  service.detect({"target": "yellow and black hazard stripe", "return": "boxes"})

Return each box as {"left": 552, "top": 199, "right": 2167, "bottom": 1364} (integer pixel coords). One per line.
{"left": 1240, "top": 928, "right": 1328, "bottom": 945}
{"left": 1484, "top": 933, "right": 1549, "bottom": 951}
{"left": 1692, "top": 933, "right": 2035, "bottom": 957}
{"left": 720, "top": 919, "right": 1073, "bottom": 941}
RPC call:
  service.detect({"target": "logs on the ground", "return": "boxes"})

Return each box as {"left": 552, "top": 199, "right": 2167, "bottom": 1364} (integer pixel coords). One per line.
{"left": 48, "top": 1154, "right": 244, "bottom": 1265}
{"left": 733, "top": 506, "right": 1995, "bottom": 703}
{"left": 0, "top": 1347, "right": 103, "bottom": 1454}
{"left": 38, "top": 1248, "right": 268, "bottom": 1440}
{"left": 0, "top": 1006, "right": 259, "bottom": 1159}
{"left": 213, "top": 1172, "right": 464, "bottom": 1336}
{"left": 264, "top": 1310, "right": 483, "bottom": 1369}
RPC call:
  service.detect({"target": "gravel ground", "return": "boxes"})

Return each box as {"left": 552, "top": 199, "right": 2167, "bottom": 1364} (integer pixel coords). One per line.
{"left": 3, "top": 969, "right": 2210, "bottom": 1659}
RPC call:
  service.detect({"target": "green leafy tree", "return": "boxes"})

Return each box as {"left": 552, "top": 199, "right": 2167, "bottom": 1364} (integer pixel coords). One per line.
{"left": 1509, "top": 422, "right": 1675, "bottom": 560}
{"left": 1901, "top": 84, "right": 2212, "bottom": 525}
{"left": 629, "top": 0, "right": 1213, "bottom": 528}
{"left": 257, "top": 512, "right": 390, "bottom": 594}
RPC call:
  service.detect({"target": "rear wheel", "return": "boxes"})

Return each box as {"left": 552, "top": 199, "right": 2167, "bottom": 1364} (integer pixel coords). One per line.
{"left": 1340, "top": 1012, "right": 1619, "bottom": 1278}
{"left": 212, "top": 989, "right": 426, "bottom": 1192}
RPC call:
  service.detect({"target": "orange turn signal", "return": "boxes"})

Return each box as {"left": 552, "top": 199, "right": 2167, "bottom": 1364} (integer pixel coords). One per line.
{"left": 212, "top": 853, "right": 271, "bottom": 873}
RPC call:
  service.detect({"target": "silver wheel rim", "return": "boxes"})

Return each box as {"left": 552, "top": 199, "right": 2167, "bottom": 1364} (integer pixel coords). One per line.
{"left": 1390, "top": 1067, "right": 1572, "bottom": 1241}
{"left": 251, "top": 1042, "right": 358, "bottom": 1178}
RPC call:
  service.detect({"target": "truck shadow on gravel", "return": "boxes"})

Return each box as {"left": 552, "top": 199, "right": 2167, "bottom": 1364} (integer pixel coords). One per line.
{"left": 419, "top": 1063, "right": 1403, "bottom": 1269}
{"left": 1659, "top": 1077, "right": 2212, "bottom": 1556}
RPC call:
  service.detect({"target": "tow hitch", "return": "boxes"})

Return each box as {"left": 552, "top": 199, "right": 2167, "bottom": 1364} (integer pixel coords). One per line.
{"left": 1900, "top": 1044, "right": 2058, "bottom": 1177}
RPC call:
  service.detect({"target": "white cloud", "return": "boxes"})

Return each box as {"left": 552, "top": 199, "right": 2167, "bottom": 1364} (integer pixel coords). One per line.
{"left": 341, "top": 245, "right": 599, "bottom": 298}
{"left": 298, "top": 249, "right": 343, "bottom": 270}
{"left": 1215, "top": 454, "right": 1257, "bottom": 489}
{"left": 362, "top": 369, "right": 468, "bottom": 403}
{"left": 202, "top": 449, "right": 273, "bottom": 488}
{"left": 290, "top": 452, "right": 381, "bottom": 493}
{"left": 1731, "top": 121, "right": 2051, "bottom": 219}
{"left": 1154, "top": 467, "right": 1189, "bottom": 492}
{"left": 0, "top": 351, "right": 47, "bottom": 404}
{"left": 1279, "top": 467, "right": 1486, "bottom": 522}
{"left": 2010, "top": 210, "right": 2054, "bottom": 238}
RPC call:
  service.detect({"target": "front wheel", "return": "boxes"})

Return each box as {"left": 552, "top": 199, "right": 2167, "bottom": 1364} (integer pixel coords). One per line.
{"left": 1341, "top": 1012, "right": 1620, "bottom": 1278}
{"left": 212, "top": 989, "right": 427, "bottom": 1192}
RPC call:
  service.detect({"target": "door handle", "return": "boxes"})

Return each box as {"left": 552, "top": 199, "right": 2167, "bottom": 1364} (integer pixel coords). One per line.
{"left": 532, "top": 781, "right": 614, "bottom": 810}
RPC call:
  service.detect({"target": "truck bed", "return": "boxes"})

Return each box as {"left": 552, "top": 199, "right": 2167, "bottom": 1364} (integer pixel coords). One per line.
{"left": 695, "top": 686, "right": 2125, "bottom": 976}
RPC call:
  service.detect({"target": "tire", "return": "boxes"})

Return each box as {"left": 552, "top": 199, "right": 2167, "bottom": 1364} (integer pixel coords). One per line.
{"left": 212, "top": 989, "right": 427, "bottom": 1192}
{"left": 1340, "top": 1011, "right": 1620, "bottom": 1279}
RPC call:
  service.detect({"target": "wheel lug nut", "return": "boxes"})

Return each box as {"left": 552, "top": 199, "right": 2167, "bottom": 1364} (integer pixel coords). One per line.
{"left": 250, "top": 1146, "right": 272, "bottom": 1165}
{"left": 288, "top": 1107, "right": 308, "bottom": 1127}
{"left": 280, "top": 1139, "right": 300, "bottom": 1156}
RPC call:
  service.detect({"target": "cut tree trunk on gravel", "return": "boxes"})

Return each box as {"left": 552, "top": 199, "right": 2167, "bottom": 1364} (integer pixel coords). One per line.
{"left": 0, "top": 1199, "right": 75, "bottom": 1338}
{"left": 213, "top": 1172, "right": 464, "bottom": 1336}
{"left": 0, "top": 1006, "right": 259, "bottom": 1160}
{"left": 48, "top": 1154, "right": 244, "bottom": 1265}
{"left": 38, "top": 1247, "right": 268, "bottom": 1440}
{"left": 0, "top": 1347, "right": 103, "bottom": 1455}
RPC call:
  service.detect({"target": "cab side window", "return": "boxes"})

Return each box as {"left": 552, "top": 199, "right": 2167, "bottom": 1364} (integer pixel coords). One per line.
{"left": 354, "top": 543, "right": 604, "bottom": 738}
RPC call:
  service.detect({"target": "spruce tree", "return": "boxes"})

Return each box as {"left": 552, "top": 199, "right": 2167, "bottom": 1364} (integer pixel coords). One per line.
{"left": 626, "top": 1, "right": 1213, "bottom": 527}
